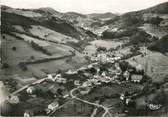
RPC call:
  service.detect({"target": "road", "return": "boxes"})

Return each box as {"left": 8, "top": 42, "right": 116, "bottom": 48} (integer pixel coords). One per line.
{"left": 49, "top": 99, "right": 72, "bottom": 116}
{"left": 70, "top": 87, "right": 113, "bottom": 117}
{"left": 10, "top": 78, "right": 46, "bottom": 96}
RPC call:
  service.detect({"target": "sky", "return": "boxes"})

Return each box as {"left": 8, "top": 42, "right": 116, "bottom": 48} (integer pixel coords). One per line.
{"left": 1, "top": 0, "right": 167, "bottom": 14}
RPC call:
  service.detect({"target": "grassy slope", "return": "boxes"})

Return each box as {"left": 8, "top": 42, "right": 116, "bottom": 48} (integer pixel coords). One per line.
{"left": 1, "top": 11, "right": 81, "bottom": 39}
{"left": 1, "top": 34, "right": 87, "bottom": 78}
{"left": 127, "top": 50, "right": 168, "bottom": 82}
{"left": 148, "top": 35, "right": 168, "bottom": 54}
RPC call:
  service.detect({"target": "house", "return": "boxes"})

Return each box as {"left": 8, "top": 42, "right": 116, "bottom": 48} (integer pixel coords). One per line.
{"left": 93, "top": 75, "right": 99, "bottom": 79}
{"left": 101, "top": 72, "right": 106, "bottom": 77}
{"left": 88, "top": 78, "right": 98, "bottom": 85}
{"left": 87, "top": 64, "right": 93, "bottom": 68}
{"left": 120, "top": 93, "right": 125, "bottom": 100}
{"left": 123, "top": 71, "right": 130, "bottom": 81}
{"left": 107, "top": 58, "right": 115, "bottom": 63}
{"left": 55, "top": 74, "right": 62, "bottom": 79}
{"left": 135, "top": 64, "right": 144, "bottom": 73}
{"left": 55, "top": 78, "right": 67, "bottom": 84}
{"left": 24, "top": 107, "right": 43, "bottom": 117}
{"left": 147, "top": 104, "right": 162, "bottom": 110}
{"left": 26, "top": 86, "right": 36, "bottom": 94}
{"left": 24, "top": 111, "right": 32, "bottom": 117}
{"left": 63, "top": 94, "right": 69, "bottom": 98}
{"left": 78, "top": 67, "right": 87, "bottom": 71}
{"left": 80, "top": 87, "right": 91, "bottom": 95}
{"left": 8, "top": 95, "right": 20, "bottom": 104}
{"left": 47, "top": 74, "right": 53, "bottom": 79}
{"left": 65, "top": 69, "right": 77, "bottom": 74}
{"left": 82, "top": 81, "right": 92, "bottom": 87}
{"left": 48, "top": 101, "right": 59, "bottom": 111}
{"left": 47, "top": 74, "right": 56, "bottom": 82}
{"left": 91, "top": 56, "right": 98, "bottom": 62}
{"left": 97, "top": 53, "right": 107, "bottom": 63}
{"left": 131, "top": 74, "right": 143, "bottom": 83}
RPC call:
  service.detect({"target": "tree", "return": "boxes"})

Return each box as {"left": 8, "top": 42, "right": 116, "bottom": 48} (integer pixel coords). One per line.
{"left": 147, "top": 16, "right": 163, "bottom": 25}
{"left": 30, "top": 56, "right": 35, "bottom": 60}
{"left": 57, "top": 88, "right": 63, "bottom": 96}
{"left": 2, "top": 35, "right": 6, "bottom": 39}
{"left": 89, "top": 67, "right": 97, "bottom": 75}
{"left": 97, "top": 47, "right": 107, "bottom": 52}
{"left": 1, "top": 63, "right": 10, "bottom": 69}
{"left": 154, "top": 89, "right": 167, "bottom": 105}
{"left": 12, "top": 47, "right": 17, "bottom": 51}
{"left": 56, "top": 69, "right": 62, "bottom": 74}
{"left": 119, "top": 61, "right": 129, "bottom": 72}
{"left": 19, "top": 62, "right": 27, "bottom": 71}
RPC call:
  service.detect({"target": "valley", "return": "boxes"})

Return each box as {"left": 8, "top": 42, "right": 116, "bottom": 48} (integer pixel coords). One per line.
{"left": 0, "top": 2, "right": 168, "bottom": 117}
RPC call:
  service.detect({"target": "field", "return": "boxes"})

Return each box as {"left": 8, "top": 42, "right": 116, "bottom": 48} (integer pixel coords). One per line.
{"left": 1, "top": 33, "right": 88, "bottom": 80}
{"left": 29, "top": 25, "right": 78, "bottom": 43}
{"left": 27, "top": 51, "right": 87, "bottom": 77}
{"left": 52, "top": 100, "right": 94, "bottom": 116}
{"left": 127, "top": 50, "right": 168, "bottom": 83}
{"left": 84, "top": 39, "right": 124, "bottom": 55}
{"left": 140, "top": 24, "right": 168, "bottom": 38}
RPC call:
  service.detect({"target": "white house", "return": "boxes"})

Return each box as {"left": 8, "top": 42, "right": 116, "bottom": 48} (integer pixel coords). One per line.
{"left": 120, "top": 93, "right": 125, "bottom": 100}
{"left": 65, "top": 69, "right": 77, "bottom": 74}
{"left": 26, "top": 86, "right": 36, "bottom": 94}
{"left": 123, "top": 71, "right": 130, "bottom": 81}
{"left": 47, "top": 74, "right": 53, "bottom": 79}
{"left": 131, "top": 74, "right": 143, "bottom": 83}
{"left": 8, "top": 95, "right": 20, "bottom": 104}
{"left": 147, "top": 104, "right": 162, "bottom": 110}
{"left": 48, "top": 101, "right": 59, "bottom": 111}
{"left": 56, "top": 78, "right": 67, "bottom": 84}
{"left": 82, "top": 81, "right": 92, "bottom": 87}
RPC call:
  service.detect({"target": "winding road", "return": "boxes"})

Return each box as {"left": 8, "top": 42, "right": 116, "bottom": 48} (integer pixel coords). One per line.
{"left": 70, "top": 86, "right": 113, "bottom": 117}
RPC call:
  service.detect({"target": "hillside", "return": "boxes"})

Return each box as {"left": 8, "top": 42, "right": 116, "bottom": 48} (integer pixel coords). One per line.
{"left": 104, "top": 2, "right": 168, "bottom": 27}
{"left": 148, "top": 35, "right": 168, "bottom": 54}
{"left": 1, "top": 6, "right": 92, "bottom": 80}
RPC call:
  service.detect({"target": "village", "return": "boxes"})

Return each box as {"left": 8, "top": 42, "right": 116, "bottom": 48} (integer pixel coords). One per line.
{"left": 3, "top": 47, "right": 167, "bottom": 117}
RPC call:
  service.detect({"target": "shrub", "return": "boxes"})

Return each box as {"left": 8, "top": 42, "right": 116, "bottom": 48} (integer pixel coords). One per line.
{"left": 146, "top": 16, "right": 163, "bottom": 25}
{"left": 30, "top": 56, "right": 35, "bottom": 60}
{"left": 12, "top": 47, "right": 17, "bottom": 51}
{"left": 1, "top": 63, "right": 10, "bottom": 69}
{"left": 2, "top": 35, "right": 6, "bottom": 39}
{"left": 97, "top": 46, "right": 107, "bottom": 52}
{"left": 19, "top": 62, "right": 27, "bottom": 71}
{"left": 119, "top": 61, "right": 129, "bottom": 72}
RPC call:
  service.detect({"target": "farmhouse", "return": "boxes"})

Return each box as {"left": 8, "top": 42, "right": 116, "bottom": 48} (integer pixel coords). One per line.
{"left": 123, "top": 71, "right": 130, "bottom": 81}
{"left": 8, "top": 95, "right": 20, "bottom": 104}
{"left": 80, "top": 87, "right": 91, "bottom": 95}
{"left": 26, "top": 86, "right": 36, "bottom": 94}
{"left": 131, "top": 74, "right": 143, "bottom": 83}
{"left": 48, "top": 101, "right": 59, "bottom": 111}
{"left": 65, "top": 69, "right": 77, "bottom": 74}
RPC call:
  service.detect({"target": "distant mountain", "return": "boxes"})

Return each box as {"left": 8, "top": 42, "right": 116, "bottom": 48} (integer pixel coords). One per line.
{"left": 142, "top": 1, "right": 168, "bottom": 14}
{"left": 87, "top": 12, "right": 117, "bottom": 20}
{"left": 1, "top": 5, "right": 100, "bottom": 39}
{"left": 65, "top": 12, "right": 87, "bottom": 18}
{"left": 104, "top": 2, "right": 168, "bottom": 27}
